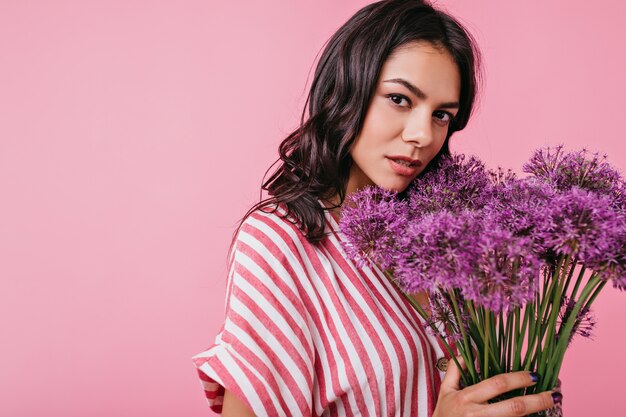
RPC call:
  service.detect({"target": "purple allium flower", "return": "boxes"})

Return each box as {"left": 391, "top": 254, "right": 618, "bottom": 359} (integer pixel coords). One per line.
{"left": 484, "top": 177, "right": 556, "bottom": 252}
{"left": 540, "top": 187, "right": 624, "bottom": 269}
{"left": 338, "top": 186, "right": 409, "bottom": 270}
{"left": 394, "top": 209, "right": 540, "bottom": 313}
{"left": 523, "top": 146, "right": 626, "bottom": 286}
{"left": 462, "top": 220, "right": 541, "bottom": 313}
{"left": 488, "top": 166, "right": 518, "bottom": 186}
{"left": 394, "top": 210, "right": 483, "bottom": 294}
{"left": 523, "top": 145, "right": 623, "bottom": 196}
{"left": 593, "top": 233, "right": 626, "bottom": 288}
{"left": 556, "top": 296, "right": 596, "bottom": 347}
{"left": 408, "top": 153, "right": 491, "bottom": 218}
{"left": 612, "top": 181, "right": 626, "bottom": 216}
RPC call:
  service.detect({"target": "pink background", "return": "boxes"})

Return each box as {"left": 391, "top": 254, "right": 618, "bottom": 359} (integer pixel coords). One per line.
{"left": 1, "top": 1, "right": 624, "bottom": 416}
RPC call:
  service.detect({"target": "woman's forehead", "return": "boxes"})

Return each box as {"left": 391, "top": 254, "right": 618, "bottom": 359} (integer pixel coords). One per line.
{"left": 379, "top": 43, "right": 460, "bottom": 100}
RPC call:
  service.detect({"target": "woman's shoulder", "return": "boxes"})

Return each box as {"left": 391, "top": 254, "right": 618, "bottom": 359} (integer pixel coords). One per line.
{"left": 234, "top": 202, "right": 311, "bottom": 250}
{"left": 241, "top": 202, "right": 304, "bottom": 231}
{"left": 229, "top": 202, "right": 331, "bottom": 284}
{"left": 233, "top": 199, "right": 336, "bottom": 254}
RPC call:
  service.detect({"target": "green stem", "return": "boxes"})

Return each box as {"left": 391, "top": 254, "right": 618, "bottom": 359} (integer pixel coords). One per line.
{"left": 449, "top": 290, "right": 478, "bottom": 381}
{"left": 522, "top": 301, "right": 534, "bottom": 371}
{"left": 561, "top": 257, "right": 579, "bottom": 297}
{"left": 466, "top": 300, "right": 485, "bottom": 340}
{"left": 488, "top": 311, "right": 501, "bottom": 373}
{"left": 537, "top": 255, "right": 570, "bottom": 385}
{"left": 583, "top": 279, "right": 607, "bottom": 312}
{"left": 505, "top": 310, "right": 514, "bottom": 371}
{"left": 569, "top": 265, "right": 588, "bottom": 303}
{"left": 523, "top": 256, "right": 564, "bottom": 371}
{"left": 484, "top": 308, "right": 490, "bottom": 380}
{"left": 545, "top": 274, "right": 602, "bottom": 391}
{"left": 498, "top": 309, "right": 505, "bottom": 365}
{"left": 513, "top": 307, "right": 524, "bottom": 370}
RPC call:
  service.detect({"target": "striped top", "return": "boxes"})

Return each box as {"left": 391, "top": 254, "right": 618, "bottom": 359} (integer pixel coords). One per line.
{"left": 191, "top": 202, "right": 452, "bottom": 416}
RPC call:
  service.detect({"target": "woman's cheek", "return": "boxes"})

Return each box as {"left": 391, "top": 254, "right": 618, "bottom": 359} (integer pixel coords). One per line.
{"left": 370, "top": 106, "right": 399, "bottom": 137}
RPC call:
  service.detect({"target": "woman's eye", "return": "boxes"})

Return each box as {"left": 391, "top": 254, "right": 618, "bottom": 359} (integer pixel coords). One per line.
{"left": 434, "top": 110, "right": 454, "bottom": 124}
{"left": 387, "top": 94, "right": 411, "bottom": 108}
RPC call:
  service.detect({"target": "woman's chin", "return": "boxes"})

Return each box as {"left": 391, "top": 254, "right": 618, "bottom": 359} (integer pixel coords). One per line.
{"left": 376, "top": 182, "right": 410, "bottom": 194}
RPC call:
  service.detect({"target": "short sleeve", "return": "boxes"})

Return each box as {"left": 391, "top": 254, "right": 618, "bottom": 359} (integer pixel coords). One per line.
{"left": 191, "top": 211, "right": 316, "bottom": 417}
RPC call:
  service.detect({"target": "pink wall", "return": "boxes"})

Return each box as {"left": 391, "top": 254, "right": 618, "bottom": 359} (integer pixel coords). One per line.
{"left": 1, "top": 1, "right": 624, "bottom": 416}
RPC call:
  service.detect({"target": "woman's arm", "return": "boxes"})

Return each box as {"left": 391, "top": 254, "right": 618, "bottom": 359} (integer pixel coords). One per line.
{"left": 222, "top": 389, "right": 257, "bottom": 417}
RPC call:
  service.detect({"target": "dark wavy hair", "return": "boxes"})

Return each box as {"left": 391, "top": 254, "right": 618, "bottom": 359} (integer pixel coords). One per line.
{"left": 230, "top": 0, "right": 484, "bottom": 252}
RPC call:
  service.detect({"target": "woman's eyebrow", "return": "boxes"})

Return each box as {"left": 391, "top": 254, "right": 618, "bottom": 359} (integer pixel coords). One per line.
{"left": 383, "top": 78, "right": 459, "bottom": 109}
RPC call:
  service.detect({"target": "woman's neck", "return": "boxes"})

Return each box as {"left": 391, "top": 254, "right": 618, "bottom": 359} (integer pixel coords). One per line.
{"left": 321, "top": 194, "right": 343, "bottom": 223}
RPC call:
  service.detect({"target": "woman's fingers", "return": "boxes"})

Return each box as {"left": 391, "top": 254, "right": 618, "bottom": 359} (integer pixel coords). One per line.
{"left": 440, "top": 355, "right": 466, "bottom": 392}
{"left": 460, "top": 371, "right": 538, "bottom": 404}
{"left": 482, "top": 390, "right": 561, "bottom": 417}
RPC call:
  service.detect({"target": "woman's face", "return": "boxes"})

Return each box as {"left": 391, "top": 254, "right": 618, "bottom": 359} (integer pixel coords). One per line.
{"left": 346, "top": 41, "right": 461, "bottom": 195}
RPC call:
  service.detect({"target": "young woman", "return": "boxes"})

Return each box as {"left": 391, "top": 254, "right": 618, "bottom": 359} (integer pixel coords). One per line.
{"left": 193, "top": 1, "right": 562, "bottom": 416}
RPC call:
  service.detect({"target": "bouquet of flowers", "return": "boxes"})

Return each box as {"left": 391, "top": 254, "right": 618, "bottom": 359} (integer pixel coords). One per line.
{"left": 339, "top": 146, "right": 626, "bottom": 416}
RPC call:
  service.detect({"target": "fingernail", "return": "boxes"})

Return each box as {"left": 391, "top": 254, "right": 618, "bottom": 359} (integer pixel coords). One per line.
{"left": 551, "top": 391, "right": 563, "bottom": 405}
{"left": 529, "top": 372, "right": 539, "bottom": 383}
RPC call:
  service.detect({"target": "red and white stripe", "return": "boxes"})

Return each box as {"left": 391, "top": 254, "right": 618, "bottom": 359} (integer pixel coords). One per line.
{"left": 192, "top": 203, "right": 451, "bottom": 416}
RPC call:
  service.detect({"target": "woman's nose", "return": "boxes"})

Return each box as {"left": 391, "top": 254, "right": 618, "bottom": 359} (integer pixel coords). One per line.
{"left": 401, "top": 110, "right": 433, "bottom": 148}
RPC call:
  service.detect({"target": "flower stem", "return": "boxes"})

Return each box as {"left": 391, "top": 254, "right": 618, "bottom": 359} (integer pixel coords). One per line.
{"left": 513, "top": 306, "right": 525, "bottom": 370}
{"left": 561, "top": 257, "right": 579, "bottom": 297}
{"left": 545, "top": 274, "right": 602, "bottom": 390}
{"left": 484, "top": 309, "right": 490, "bottom": 380}
{"left": 537, "top": 255, "right": 570, "bottom": 388}
{"left": 569, "top": 264, "right": 588, "bottom": 303}
{"left": 449, "top": 290, "right": 478, "bottom": 381}
{"left": 523, "top": 256, "right": 564, "bottom": 372}
{"left": 583, "top": 278, "right": 607, "bottom": 313}
{"left": 505, "top": 310, "right": 514, "bottom": 371}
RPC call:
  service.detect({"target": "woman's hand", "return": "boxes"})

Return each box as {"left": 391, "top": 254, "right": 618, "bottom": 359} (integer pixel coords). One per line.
{"left": 433, "top": 356, "right": 562, "bottom": 417}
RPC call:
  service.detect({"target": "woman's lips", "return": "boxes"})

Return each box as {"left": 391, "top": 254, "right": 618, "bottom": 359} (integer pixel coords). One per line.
{"left": 387, "top": 157, "right": 421, "bottom": 176}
